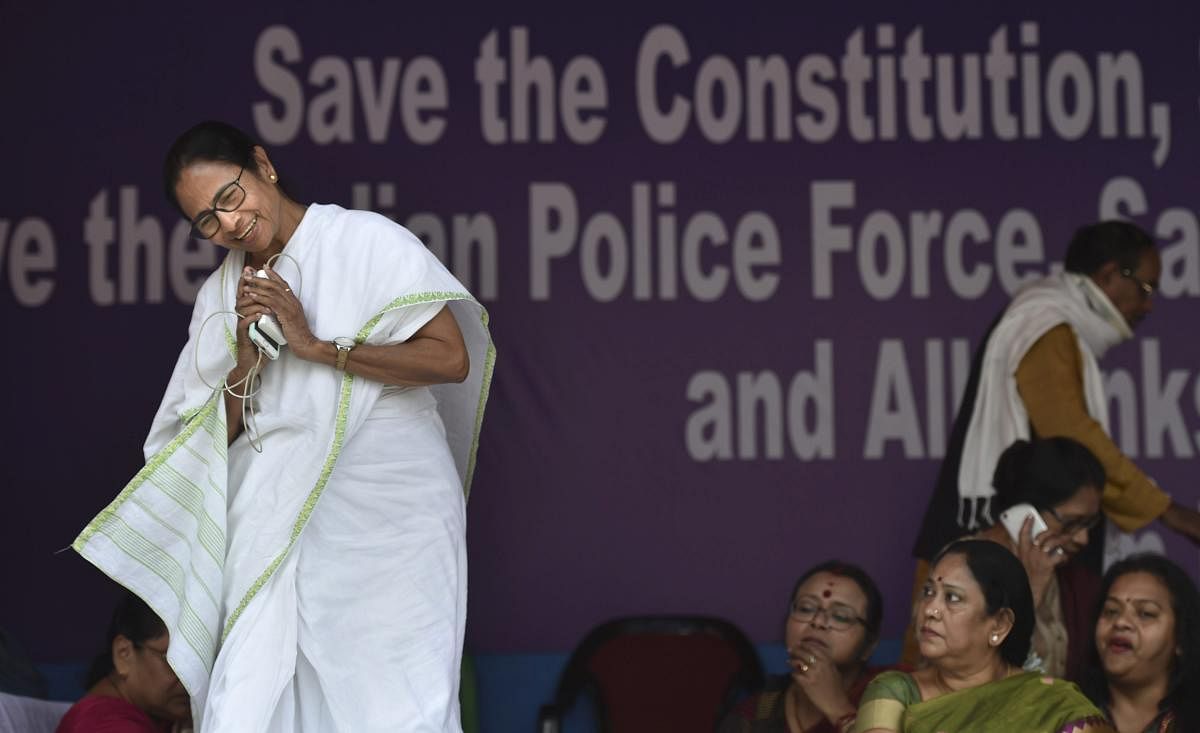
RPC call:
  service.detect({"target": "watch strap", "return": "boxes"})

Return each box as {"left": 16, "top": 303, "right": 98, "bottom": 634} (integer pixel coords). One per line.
{"left": 334, "top": 339, "right": 354, "bottom": 371}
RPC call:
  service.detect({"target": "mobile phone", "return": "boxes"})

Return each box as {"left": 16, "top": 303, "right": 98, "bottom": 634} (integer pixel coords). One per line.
{"left": 247, "top": 269, "right": 287, "bottom": 360}
{"left": 998, "top": 503, "right": 1050, "bottom": 545}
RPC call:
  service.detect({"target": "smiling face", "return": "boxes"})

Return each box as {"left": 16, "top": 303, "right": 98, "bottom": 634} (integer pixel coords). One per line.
{"left": 112, "top": 632, "right": 190, "bottom": 722}
{"left": 917, "top": 553, "right": 1011, "bottom": 666}
{"left": 785, "top": 571, "right": 870, "bottom": 666}
{"left": 172, "top": 147, "right": 284, "bottom": 257}
{"left": 1096, "top": 571, "right": 1178, "bottom": 688}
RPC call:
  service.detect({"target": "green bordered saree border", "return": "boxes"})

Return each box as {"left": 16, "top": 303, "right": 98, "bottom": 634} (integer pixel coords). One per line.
{"left": 73, "top": 391, "right": 225, "bottom": 550}
{"left": 219, "top": 291, "right": 494, "bottom": 641}
{"left": 71, "top": 389, "right": 227, "bottom": 678}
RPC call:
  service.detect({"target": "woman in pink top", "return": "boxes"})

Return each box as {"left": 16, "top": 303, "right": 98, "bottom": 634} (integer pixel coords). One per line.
{"left": 56, "top": 593, "right": 190, "bottom": 733}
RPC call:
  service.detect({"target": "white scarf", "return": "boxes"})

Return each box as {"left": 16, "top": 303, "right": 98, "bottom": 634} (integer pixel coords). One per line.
{"left": 956, "top": 272, "right": 1130, "bottom": 528}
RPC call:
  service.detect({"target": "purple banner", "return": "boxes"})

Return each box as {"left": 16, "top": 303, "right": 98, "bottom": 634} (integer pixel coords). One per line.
{"left": 4, "top": 3, "right": 1200, "bottom": 662}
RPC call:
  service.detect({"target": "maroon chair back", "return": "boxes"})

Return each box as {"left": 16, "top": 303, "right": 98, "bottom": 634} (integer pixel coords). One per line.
{"left": 537, "top": 616, "right": 764, "bottom": 733}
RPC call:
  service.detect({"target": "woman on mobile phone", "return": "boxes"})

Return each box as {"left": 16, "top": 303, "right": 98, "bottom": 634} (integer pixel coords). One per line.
{"left": 899, "top": 437, "right": 1104, "bottom": 681}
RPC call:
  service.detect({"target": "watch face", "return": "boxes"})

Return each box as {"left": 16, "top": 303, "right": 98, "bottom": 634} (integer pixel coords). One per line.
{"left": 334, "top": 337, "right": 355, "bottom": 349}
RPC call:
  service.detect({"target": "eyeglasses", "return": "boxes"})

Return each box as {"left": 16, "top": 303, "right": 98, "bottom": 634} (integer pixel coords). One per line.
{"left": 1120, "top": 268, "right": 1156, "bottom": 300}
{"left": 1045, "top": 506, "right": 1103, "bottom": 535}
{"left": 789, "top": 600, "right": 866, "bottom": 631}
{"left": 190, "top": 166, "right": 247, "bottom": 240}
{"left": 134, "top": 641, "right": 170, "bottom": 664}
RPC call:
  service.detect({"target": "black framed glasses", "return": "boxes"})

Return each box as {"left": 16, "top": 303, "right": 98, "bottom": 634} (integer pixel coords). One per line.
{"left": 1045, "top": 506, "right": 1103, "bottom": 535}
{"left": 1120, "top": 268, "right": 1156, "bottom": 300}
{"left": 789, "top": 600, "right": 866, "bottom": 631}
{"left": 133, "top": 641, "right": 170, "bottom": 663}
{"left": 190, "top": 165, "right": 247, "bottom": 239}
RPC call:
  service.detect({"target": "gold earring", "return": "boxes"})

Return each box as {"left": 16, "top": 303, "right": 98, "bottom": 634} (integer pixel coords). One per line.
{"left": 990, "top": 633, "right": 1000, "bottom": 644}
{"left": 270, "top": 173, "right": 277, "bottom": 182}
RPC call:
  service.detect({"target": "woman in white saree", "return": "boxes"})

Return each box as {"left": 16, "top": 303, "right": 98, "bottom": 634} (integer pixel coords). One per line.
{"left": 74, "top": 121, "right": 494, "bottom": 732}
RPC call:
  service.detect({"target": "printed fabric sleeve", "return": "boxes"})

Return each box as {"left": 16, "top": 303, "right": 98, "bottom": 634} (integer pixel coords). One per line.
{"left": 1059, "top": 716, "right": 1117, "bottom": 732}
{"left": 1015, "top": 324, "right": 1170, "bottom": 532}
{"left": 851, "top": 671, "right": 915, "bottom": 732}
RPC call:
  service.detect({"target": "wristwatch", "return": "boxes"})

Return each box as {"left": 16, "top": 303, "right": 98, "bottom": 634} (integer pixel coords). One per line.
{"left": 333, "top": 337, "right": 356, "bottom": 371}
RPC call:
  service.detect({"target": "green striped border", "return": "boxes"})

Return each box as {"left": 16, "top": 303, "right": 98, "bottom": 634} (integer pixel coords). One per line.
{"left": 220, "top": 370, "right": 355, "bottom": 640}
{"left": 74, "top": 390, "right": 222, "bottom": 548}
{"left": 72, "top": 391, "right": 227, "bottom": 678}
{"left": 465, "top": 308, "right": 495, "bottom": 497}
{"left": 221, "top": 292, "right": 494, "bottom": 640}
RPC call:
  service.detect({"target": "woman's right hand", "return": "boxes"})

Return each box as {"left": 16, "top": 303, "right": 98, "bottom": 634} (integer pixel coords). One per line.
{"left": 1015, "top": 515, "right": 1069, "bottom": 607}
{"left": 222, "top": 270, "right": 276, "bottom": 443}
{"left": 790, "top": 643, "right": 855, "bottom": 724}
{"left": 231, "top": 281, "right": 272, "bottom": 383}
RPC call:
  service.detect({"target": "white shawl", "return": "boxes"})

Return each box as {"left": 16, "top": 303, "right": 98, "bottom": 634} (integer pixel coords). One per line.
{"left": 72, "top": 205, "right": 494, "bottom": 727}
{"left": 957, "top": 272, "right": 1129, "bottom": 528}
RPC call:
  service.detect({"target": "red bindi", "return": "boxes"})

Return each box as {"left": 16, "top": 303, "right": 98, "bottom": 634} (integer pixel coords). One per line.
{"left": 822, "top": 590, "right": 832, "bottom": 598}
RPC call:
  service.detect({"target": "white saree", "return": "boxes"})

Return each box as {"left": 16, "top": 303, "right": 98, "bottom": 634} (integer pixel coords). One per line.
{"left": 73, "top": 204, "right": 494, "bottom": 732}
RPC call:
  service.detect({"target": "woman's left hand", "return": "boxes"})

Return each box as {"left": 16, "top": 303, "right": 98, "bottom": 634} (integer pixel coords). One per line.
{"left": 789, "top": 643, "right": 855, "bottom": 722}
{"left": 241, "top": 265, "right": 318, "bottom": 353}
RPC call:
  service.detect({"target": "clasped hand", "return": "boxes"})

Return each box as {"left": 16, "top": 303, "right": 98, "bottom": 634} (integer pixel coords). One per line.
{"left": 234, "top": 265, "right": 318, "bottom": 371}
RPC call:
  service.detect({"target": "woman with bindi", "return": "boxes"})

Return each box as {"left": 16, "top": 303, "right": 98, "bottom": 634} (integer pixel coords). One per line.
{"left": 1083, "top": 554, "right": 1200, "bottom": 732}
{"left": 719, "top": 561, "right": 886, "bottom": 733}
{"left": 900, "top": 437, "right": 1105, "bottom": 681}
{"left": 855, "top": 540, "right": 1112, "bottom": 732}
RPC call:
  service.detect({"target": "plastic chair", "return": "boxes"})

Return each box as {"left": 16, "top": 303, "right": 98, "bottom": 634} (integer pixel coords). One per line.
{"left": 537, "top": 616, "right": 764, "bottom": 733}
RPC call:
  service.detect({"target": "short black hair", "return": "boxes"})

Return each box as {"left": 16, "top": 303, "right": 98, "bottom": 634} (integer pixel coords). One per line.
{"left": 1063, "top": 221, "right": 1156, "bottom": 275}
{"left": 991, "top": 437, "right": 1105, "bottom": 516}
{"left": 1083, "top": 554, "right": 1200, "bottom": 730}
{"left": 931, "top": 540, "right": 1034, "bottom": 668}
{"left": 162, "top": 120, "right": 260, "bottom": 217}
{"left": 787, "top": 560, "right": 884, "bottom": 649}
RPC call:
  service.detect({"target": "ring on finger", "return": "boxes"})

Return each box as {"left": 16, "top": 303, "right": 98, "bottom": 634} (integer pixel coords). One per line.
{"left": 800, "top": 662, "right": 809, "bottom": 672}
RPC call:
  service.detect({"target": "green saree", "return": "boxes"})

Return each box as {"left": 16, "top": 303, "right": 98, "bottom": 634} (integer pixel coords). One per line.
{"left": 853, "top": 671, "right": 1112, "bottom": 733}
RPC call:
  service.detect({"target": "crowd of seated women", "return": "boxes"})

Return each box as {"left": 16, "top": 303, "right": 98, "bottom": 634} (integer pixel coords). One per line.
{"left": 721, "top": 436, "right": 1200, "bottom": 733}
{"left": 20, "top": 435, "right": 1200, "bottom": 733}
